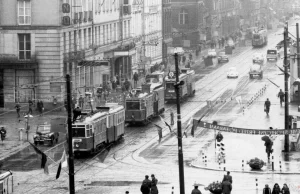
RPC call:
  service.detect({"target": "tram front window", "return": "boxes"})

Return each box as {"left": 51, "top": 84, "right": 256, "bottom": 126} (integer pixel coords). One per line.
{"left": 126, "top": 101, "right": 140, "bottom": 110}
{"left": 73, "top": 127, "right": 86, "bottom": 137}
{"left": 253, "top": 35, "right": 260, "bottom": 39}
{"left": 166, "top": 82, "right": 175, "bottom": 90}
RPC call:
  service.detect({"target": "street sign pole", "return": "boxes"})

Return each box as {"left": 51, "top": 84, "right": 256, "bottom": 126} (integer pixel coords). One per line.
{"left": 283, "top": 28, "right": 290, "bottom": 152}
{"left": 174, "top": 53, "right": 185, "bottom": 194}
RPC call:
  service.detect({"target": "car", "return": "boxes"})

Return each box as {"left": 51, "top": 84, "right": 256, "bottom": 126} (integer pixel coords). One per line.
{"left": 218, "top": 51, "right": 229, "bottom": 63}
{"left": 33, "top": 124, "right": 59, "bottom": 146}
{"left": 227, "top": 67, "right": 239, "bottom": 78}
{"left": 266, "top": 49, "right": 278, "bottom": 61}
{"left": 227, "top": 39, "right": 235, "bottom": 49}
{"left": 207, "top": 49, "right": 217, "bottom": 57}
{"left": 252, "top": 53, "right": 265, "bottom": 64}
{"left": 249, "top": 63, "right": 263, "bottom": 79}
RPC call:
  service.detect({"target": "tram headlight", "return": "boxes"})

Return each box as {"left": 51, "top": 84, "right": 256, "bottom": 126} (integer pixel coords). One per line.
{"left": 75, "top": 143, "right": 79, "bottom": 148}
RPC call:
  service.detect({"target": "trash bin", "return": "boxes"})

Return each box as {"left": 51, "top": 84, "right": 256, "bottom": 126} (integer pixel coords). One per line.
{"left": 225, "top": 46, "right": 233, "bottom": 55}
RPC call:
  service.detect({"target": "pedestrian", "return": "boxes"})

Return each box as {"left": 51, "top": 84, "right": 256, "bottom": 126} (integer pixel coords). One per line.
{"left": 271, "top": 183, "right": 281, "bottom": 194}
{"left": 150, "top": 174, "right": 158, "bottom": 194}
{"left": 265, "top": 138, "right": 273, "bottom": 159}
{"left": 78, "top": 94, "right": 84, "bottom": 109}
{"left": 124, "top": 78, "right": 131, "bottom": 92}
{"left": 15, "top": 102, "right": 21, "bottom": 118}
{"left": 27, "top": 99, "right": 33, "bottom": 115}
{"left": 262, "top": 184, "right": 271, "bottom": 194}
{"left": 125, "top": 191, "right": 129, "bottom": 194}
{"left": 277, "top": 89, "right": 284, "bottom": 106}
{"left": 221, "top": 179, "right": 232, "bottom": 194}
{"left": 216, "top": 131, "right": 223, "bottom": 142}
{"left": 37, "top": 100, "right": 44, "bottom": 116}
{"left": 141, "top": 181, "right": 150, "bottom": 194}
{"left": 97, "top": 85, "right": 103, "bottom": 100}
{"left": 191, "top": 183, "right": 202, "bottom": 194}
{"left": 281, "top": 183, "right": 290, "bottom": 194}
{"left": 142, "top": 175, "right": 152, "bottom": 188}
{"left": 112, "top": 80, "right": 117, "bottom": 92}
{"left": 222, "top": 171, "right": 232, "bottom": 184}
{"left": 73, "top": 107, "right": 81, "bottom": 123}
{"left": 264, "top": 98, "right": 271, "bottom": 116}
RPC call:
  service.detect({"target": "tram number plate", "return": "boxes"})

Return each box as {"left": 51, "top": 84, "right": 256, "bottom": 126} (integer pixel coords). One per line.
{"left": 73, "top": 139, "right": 82, "bottom": 142}
{"left": 169, "top": 90, "right": 175, "bottom": 92}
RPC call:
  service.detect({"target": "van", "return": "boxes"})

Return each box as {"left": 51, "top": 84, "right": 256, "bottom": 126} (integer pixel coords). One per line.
{"left": 266, "top": 49, "right": 278, "bottom": 61}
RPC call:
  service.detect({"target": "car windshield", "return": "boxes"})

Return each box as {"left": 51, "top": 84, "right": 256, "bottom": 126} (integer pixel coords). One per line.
{"left": 251, "top": 64, "right": 261, "bottom": 70}
{"left": 219, "top": 52, "right": 225, "bottom": 56}
{"left": 253, "top": 54, "right": 262, "bottom": 58}
{"left": 73, "top": 127, "right": 85, "bottom": 137}
{"left": 229, "top": 67, "right": 236, "bottom": 72}
{"left": 37, "top": 125, "right": 51, "bottom": 133}
{"left": 253, "top": 34, "right": 260, "bottom": 39}
{"left": 166, "top": 82, "right": 175, "bottom": 89}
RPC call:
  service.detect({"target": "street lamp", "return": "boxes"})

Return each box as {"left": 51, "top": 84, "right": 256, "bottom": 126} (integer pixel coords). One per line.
{"left": 24, "top": 114, "right": 33, "bottom": 141}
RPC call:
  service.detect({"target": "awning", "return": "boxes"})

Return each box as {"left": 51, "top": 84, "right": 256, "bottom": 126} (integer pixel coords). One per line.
{"left": 78, "top": 60, "right": 109, "bottom": 66}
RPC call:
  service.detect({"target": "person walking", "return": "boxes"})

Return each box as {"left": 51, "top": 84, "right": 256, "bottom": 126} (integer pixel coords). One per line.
{"left": 133, "top": 72, "right": 139, "bottom": 89}
{"left": 271, "top": 183, "right": 281, "bottom": 194}
{"left": 222, "top": 171, "right": 232, "bottom": 184}
{"left": 142, "top": 175, "right": 152, "bottom": 188}
{"left": 221, "top": 179, "right": 232, "bottom": 194}
{"left": 191, "top": 183, "right": 202, "bottom": 194}
{"left": 37, "top": 100, "right": 44, "bottom": 116}
{"left": 262, "top": 184, "right": 271, "bottom": 194}
{"left": 27, "top": 99, "right": 33, "bottom": 115}
{"left": 15, "top": 102, "right": 21, "bottom": 118}
{"left": 264, "top": 98, "right": 271, "bottom": 116}
{"left": 124, "top": 78, "right": 131, "bottom": 92}
{"left": 278, "top": 89, "right": 284, "bottom": 106}
{"left": 150, "top": 174, "right": 158, "bottom": 194}
{"left": 281, "top": 183, "right": 290, "bottom": 194}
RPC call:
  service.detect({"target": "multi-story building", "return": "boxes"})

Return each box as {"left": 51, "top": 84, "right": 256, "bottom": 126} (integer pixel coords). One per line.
{"left": 0, "top": 0, "right": 62, "bottom": 109}
{"left": 171, "top": 0, "right": 201, "bottom": 49}
{"left": 162, "top": 0, "right": 172, "bottom": 66}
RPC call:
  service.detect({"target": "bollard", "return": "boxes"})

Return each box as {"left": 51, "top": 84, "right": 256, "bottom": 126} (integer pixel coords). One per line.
{"left": 205, "top": 155, "right": 207, "bottom": 166}
{"left": 256, "top": 178, "right": 258, "bottom": 190}
{"left": 242, "top": 160, "right": 244, "bottom": 170}
{"left": 170, "top": 111, "right": 174, "bottom": 126}
{"left": 279, "top": 161, "right": 282, "bottom": 171}
{"left": 171, "top": 186, "right": 174, "bottom": 194}
{"left": 272, "top": 156, "right": 274, "bottom": 171}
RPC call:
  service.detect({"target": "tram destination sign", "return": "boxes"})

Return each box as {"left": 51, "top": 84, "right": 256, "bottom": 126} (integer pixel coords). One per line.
{"left": 194, "top": 120, "right": 300, "bottom": 135}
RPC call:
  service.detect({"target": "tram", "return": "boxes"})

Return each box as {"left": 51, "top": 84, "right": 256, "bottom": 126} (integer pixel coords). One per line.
{"left": 72, "top": 103, "right": 125, "bottom": 154}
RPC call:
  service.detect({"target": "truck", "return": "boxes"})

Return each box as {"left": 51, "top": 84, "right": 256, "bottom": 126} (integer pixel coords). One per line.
{"left": 249, "top": 63, "right": 263, "bottom": 79}
{"left": 252, "top": 28, "right": 268, "bottom": 47}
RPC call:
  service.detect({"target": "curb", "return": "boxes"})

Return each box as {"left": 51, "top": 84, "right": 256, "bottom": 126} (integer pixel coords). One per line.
{"left": 190, "top": 163, "right": 300, "bottom": 175}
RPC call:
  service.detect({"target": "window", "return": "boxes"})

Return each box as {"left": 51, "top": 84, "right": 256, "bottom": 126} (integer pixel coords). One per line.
{"left": 18, "top": 34, "right": 31, "bottom": 60}
{"left": 179, "top": 9, "right": 188, "bottom": 25}
{"left": 18, "top": 0, "right": 31, "bottom": 25}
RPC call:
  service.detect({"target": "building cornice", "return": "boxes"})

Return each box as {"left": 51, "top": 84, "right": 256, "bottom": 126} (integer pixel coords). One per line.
{"left": 0, "top": 25, "right": 60, "bottom": 30}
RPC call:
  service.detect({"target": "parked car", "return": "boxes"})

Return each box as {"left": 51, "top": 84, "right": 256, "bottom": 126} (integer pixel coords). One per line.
{"left": 266, "top": 49, "right": 278, "bottom": 61}
{"left": 207, "top": 49, "right": 217, "bottom": 57}
{"left": 252, "top": 53, "right": 265, "bottom": 64}
{"left": 33, "top": 124, "right": 59, "bottom": 146}
{"left": 218, "top": 51, "right": 229, "bottom": 63}
{"left": 227, "top": 67, "right": 239, "bottom": 78}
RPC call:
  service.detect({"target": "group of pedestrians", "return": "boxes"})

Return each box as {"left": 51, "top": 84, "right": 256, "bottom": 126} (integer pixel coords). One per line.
{"left": 140, "top": 174, "right": 159, "bottom": 194}
{"left": 15, "top": 99, "right": 44, "bottom": 118}
{"left": 263, "top": 183, "right": 290, "bottom": 194}
{"left": 263, "top": 89, "right": 286, "bottom": 116}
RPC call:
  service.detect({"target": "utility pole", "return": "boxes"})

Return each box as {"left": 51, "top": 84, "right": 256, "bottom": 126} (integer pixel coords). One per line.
{"left": 296, "top": 23, "right": 300, "bottom": 80}
{"left": 66, "top": 74, "right": 75, "bottom": 193}
{"left": 174, "top": 53, "right": 185, "bottom": 194}
{"left": 283, "top": 28, "right": 290, "bottom": 152}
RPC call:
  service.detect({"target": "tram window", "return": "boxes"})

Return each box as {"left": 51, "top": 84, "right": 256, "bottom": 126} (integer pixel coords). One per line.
{"left": 126, "top": 101, "right": 140, "bottom": 110}
{"left": 253, "top": 35, "right": 260, "bottom": 39}
{"left": 166, "top": 82, "right": 174, "bottom": 89}
{"left": 73, "top": 127, "right": 85, "bottom": 137}
{"left": 86, "top": 129, "right": 90, "bottom": 137}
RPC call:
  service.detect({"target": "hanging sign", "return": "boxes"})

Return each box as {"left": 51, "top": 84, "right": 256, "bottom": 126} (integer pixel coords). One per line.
{"left": 193, "top": 120, "right": 300, "bottom": 135}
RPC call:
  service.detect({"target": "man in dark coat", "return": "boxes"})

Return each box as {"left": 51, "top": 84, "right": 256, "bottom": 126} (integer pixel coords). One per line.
{"left": 263, "top": 184, "right": 271, "bottom": 194}
{"left": 27, "top": 99, "right": 33, "bottom": 115}
{"left": 140, "top": 182, "right": 150, "bottom": 194}
{"left": 15, "top": 102, "right": 21, "bottom": 118}
{"left": 222, "top": 180, "right": 232, "bottom": 194}
{"left": 278, "top": 89, "right": 284, "bottom": 106}
{"left": 150, "top": 174, "right": 158, "bottom": 194}
{"left": 191, "top": 184, "right": 202, "bottom": 194}
{"left": 142, "top": 175, "right": 152, "bottom": 188}
{"left": 133, "top": 72, "right": 139, "bottom": 89}
{"left": 264, "top": 98, "right": 271, "bottom": 115}
{"left": 222, "top": 171, "right": 232, "bottom": 184}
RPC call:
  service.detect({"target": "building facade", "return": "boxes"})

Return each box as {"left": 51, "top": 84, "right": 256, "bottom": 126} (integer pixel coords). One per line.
{"left": 0, "top": 0, "right": 62, "bottom": 109}
{"left": 171, "top": 0, "right": 201, "bottom": 49}
{"left": 162, "top": 0, "right": 172, "bottom": 66}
